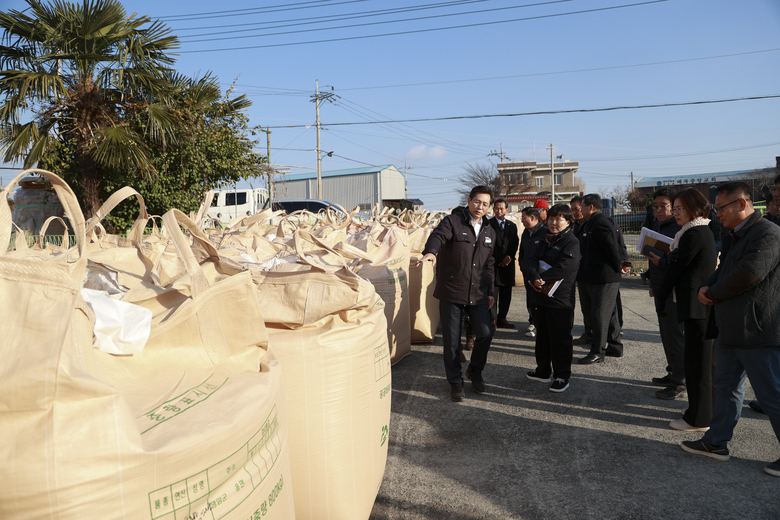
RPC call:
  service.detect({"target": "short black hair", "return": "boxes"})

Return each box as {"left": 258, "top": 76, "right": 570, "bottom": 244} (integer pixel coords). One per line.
{"left": 469, "top": 185, "right": 493, "bottom": 202}
{"left": 570, "top": 196, "right": 583, "bottom": 205}
{"left": 582, "top": 193, "right": 602, "bottom": 210}
{"left": 494, "top": 198, "right": 507, "bottom": 208}
{"left": 548, "top": 204, "right": 573, "bottom": 224}
{"left": 451, "top": 205, "right": 466, "bottom": 215}
{"left": 653, "top": 187, "right": 677, "bottom": 201}
{"left": 774, "top": 172, "right": 780, "bottom": 185}
{"left": 717, "top": 181, "right": 752, "bottom": 201}
{"left": 521, "top": 207, "right": 540, "bottom": 220}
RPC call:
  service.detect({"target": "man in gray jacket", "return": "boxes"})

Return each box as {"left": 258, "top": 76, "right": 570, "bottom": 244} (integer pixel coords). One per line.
{"left": 680, "top": 181, "right": 780, "bottom": 478}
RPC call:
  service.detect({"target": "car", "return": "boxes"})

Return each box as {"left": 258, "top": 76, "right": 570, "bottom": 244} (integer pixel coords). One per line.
{"left": 270, "top": 199, "right": 343, "bottom": 215}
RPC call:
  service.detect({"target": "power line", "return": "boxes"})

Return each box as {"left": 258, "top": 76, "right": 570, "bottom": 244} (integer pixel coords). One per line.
{"left": 180, "top": 0, "right": 667, "bottom": 52}
{"left": 266, "top": 94, "right": 780, "bottom": 128}
{"left": 159, "top": 0, "right": 368, "bottom": 21}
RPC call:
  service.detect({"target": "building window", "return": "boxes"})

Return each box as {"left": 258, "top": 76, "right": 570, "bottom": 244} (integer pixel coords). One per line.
{"left": 535, "top": 176, "right": 544, "bottom": 188}
{"left": 554, "top": 173, "right": 563, "bottom": 186}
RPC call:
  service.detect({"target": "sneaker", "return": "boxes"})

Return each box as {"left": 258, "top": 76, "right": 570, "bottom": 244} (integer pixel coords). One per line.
{"left": 680, "top": 440, "right": 730, "bottom": 462}
{"left": 526, "top": 370, "right": 552, "bottom": 383}
{"left": 465, "top": 365, "right": 486, "bottom": 394}
{"left": 549, "top": 378, "right": 569, "bottom": 393}
{"left": 524, "top": 325, "right": 536, "bottom": 338}
{"left": 656, "top": 385, "right": 686, "bottom": 400}
{"left": 764, "top": 458, "right": 780, "bottom": 477}
{"left": 669, "top": 418, "right": 709, "bottom": 432}
{"left": 525, "top": 324, "right": 535, "bottom": 333}
{"left": 450, "top": 383, "right": 465, "bottom": 402}
{"left": 652, "top": 375, "right": 673, "bottom": 387}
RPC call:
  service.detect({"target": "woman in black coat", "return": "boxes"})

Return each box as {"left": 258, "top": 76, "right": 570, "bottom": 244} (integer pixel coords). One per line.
{"left": 522, "top": 204, "right": 581, "bottom": 393}
{"left": 653, "top": 188, "right": 717, "bottom": 431}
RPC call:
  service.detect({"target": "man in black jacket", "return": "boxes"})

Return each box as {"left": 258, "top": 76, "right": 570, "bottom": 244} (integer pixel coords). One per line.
{"left": 577, "top": 194, "right": 625, "bottom": 364}
{"left": 682, "top": 181, "right": 780, "bottom": 478}
{"left": 420, "top": 186, "right": 496, "bottom": 402}
{"left": 644, "top": 188, "right": 686, "bottom": 400}
{"left": 489, "top": 198, "right": 519, "bottom": 328}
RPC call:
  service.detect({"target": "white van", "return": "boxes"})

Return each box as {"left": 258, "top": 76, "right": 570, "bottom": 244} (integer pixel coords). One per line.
{"left": 206, "top": 188, "right": 269, "bottom": 225}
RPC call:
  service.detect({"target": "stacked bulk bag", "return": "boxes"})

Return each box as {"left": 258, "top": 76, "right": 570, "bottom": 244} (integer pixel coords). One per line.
{"left": 407, "top": 214, "right": 440, "bottom": 343}
{"left": 0, "top": 171, "right": 294, "bottom": 520}
{"left": 251, "top": 256, "right": 392, "bottom": 520}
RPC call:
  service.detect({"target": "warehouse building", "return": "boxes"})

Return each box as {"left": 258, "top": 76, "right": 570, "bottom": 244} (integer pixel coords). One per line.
{"left": 273, "top": 165, "right": 417, "bottom": 212}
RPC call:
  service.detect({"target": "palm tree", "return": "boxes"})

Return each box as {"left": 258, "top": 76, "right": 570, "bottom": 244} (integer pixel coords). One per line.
{"left": 0, "top": 0, "right": 179, "bottom": 219}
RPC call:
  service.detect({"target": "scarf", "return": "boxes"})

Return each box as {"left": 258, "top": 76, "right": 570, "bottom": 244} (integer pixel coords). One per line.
{"left": 545, "top": 225, "right": 572, "bottom": 245}
{"left": 670, "top": 217, "right": 710, "bottom": 252}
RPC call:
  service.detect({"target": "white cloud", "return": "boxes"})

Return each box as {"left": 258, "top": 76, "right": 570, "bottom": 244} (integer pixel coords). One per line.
{"left": 406, "top": 145, "right": 447, "bottom": 161}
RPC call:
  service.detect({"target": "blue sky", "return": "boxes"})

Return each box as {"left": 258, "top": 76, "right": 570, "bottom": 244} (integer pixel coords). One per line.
{"left": 4, "top": 0, "right": 780, "bottom": 209}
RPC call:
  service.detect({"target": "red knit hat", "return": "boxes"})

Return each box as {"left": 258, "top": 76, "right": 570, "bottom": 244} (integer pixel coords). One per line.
{"left": 534, "top": 199, "right": 550, "bottom": 209}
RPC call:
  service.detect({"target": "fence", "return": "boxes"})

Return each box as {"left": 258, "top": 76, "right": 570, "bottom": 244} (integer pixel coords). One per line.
{"left": 8, "top": 234, "right": 78, "bottom": 250}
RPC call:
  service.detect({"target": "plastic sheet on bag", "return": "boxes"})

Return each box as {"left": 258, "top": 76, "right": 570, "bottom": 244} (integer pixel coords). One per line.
{"left": 81, "top": 288, "right": 152, "bottom": 355}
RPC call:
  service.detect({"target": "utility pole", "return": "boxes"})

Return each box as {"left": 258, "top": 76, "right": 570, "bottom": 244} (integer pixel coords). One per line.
{"left": 550, "top": 144, "right": 555, "bottom": 206}
{"left": 404, "top": 160, "right": 409, "bottom": 199}
{"left": 267, "top": 127, "right": 273, "bottom": 207}
{"left": 311, "top": 80, "right": 337, "bottom": 200}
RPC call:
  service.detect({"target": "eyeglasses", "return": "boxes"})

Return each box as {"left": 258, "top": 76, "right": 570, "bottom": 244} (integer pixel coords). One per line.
{"left": 653, "top": 203, "right": 670, "bottom": 210}
{"left": 671, "top": 207, "right": 686, "bottom": 215}
{"left": 714, "top": 199, "right": 743, "bottom": 214}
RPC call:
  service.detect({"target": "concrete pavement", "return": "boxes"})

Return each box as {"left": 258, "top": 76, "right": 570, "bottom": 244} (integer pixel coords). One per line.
{"left": 370, "top": 276, "right": 780, "bottom": 520}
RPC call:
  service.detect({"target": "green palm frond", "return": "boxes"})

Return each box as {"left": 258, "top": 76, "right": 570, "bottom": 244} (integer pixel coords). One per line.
{"left": 90, "top": 124, "right": 155, "bottom": 177}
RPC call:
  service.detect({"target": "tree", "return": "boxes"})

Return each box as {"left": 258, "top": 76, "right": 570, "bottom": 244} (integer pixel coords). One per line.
{"left": 0, "top": 0, "right": 180, "bottom": 219}
{"left": 458, "top": 161, "right": 531, "bottom": 203}
{"left": 40, "top": 74, "right": 266, "bottom": 232}
{"left": 573, "top": 175, "right": 586, "bottom": 194}
{"left": 608, "top": 184, "right": 652, "bottom": 212}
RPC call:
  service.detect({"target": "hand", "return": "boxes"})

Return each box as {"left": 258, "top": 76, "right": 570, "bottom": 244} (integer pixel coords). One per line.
{"left": 649, "top": 288, "right": 654, "bottom": 298}
{"left": 532, "top": 279, "right": 545, "bottom": 289}
{"left": 621, "top": 265, "right": 630, "bottom": 274}
{"left": 417, "top": 252, "right": 436, "bottom": 267}
{"left": 647, "top": 252, "right": 660, "bottom": 266}
{"left": 488, "top": 296, "right": 495, "bottom": 308}
{"left": 499, "top": 255, "right": 512, "bottom": 267}
{"left": 698, "top": 286, "right": 714, "bottom": 305}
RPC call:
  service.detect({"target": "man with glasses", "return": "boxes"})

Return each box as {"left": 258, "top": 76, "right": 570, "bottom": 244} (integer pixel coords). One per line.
{"left": 680, "top": 181, "right": 780, "bottom": 478}
{"left": 644, "top": 188, "right": 686, "bottom": 400}
{"left": 420, "top": 186, "right": 496, "bottom": 402}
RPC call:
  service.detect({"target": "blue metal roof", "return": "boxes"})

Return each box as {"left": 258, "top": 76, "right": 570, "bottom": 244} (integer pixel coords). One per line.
{"left": 283, "top": 165, "right": 397, "bottom": 181}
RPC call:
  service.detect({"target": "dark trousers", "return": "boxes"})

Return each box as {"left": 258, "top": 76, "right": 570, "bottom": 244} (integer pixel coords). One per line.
{"left": 440, "top": 300, "right": 494, "bottom": 384}
{"left": 525, "top": 281, "right": 537, "bottom": 325}
{"left": 492, "top": 285, "right": 513, "bottom": 322}
{"left": 577, "top": 282, "right": 592, "bottom": 338}
{"left": 579, "top": 281, "right": 622, "bottom": 356}
{"left": 534, "top": 305, "right": 575, "bottom": 380}
{"left": 655, "top": 296, "right": 686, "bottom": 385}
{"left": 682, "top": 318, "right": 715, "bottom": 428}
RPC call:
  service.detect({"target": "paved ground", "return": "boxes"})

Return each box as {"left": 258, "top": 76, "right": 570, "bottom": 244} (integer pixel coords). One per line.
{"left": 370, "top": 275, "right": 780, "bottom": 520}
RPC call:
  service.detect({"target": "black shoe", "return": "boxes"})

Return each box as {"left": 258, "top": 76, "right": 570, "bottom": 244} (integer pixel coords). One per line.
{"left": 605, "top": 348, "right": 623, "bottom": 358}
{"left": 749, "top": 400, "right": 765, "bottom": 414}
{"left": 652, "top": 375, "right": 673, "bottom": 387}
{"left": 549, "top": 378, "right": 570, "bottom": 393}
{"left": 578, "top": 353, "right": 604, "bottom": 365}
{"left": 656, "top": 385, "right": 686, "bottom": 400}
{"left": 526, "top": 370, "right": 553, "bottom": 383}
{"left": 496, "top": 319, "right": 515, "bottom": 329}
{"left": 466, "top": 365, "right": 486, "bottom": 394}
{"left": 680, "top": 440, "right": 729, "bottom": 461}
{"left": 450, "top": 383, "right": 465, "bottom": 402}
{"left": 573, "top": 335, "right": 593, "bottom": 345}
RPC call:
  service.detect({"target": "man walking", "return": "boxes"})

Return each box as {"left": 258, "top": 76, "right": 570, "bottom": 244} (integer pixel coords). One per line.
{"left": 577, "top": 194, "right": 625, "bottom": 364}
{"left": 420, "top": 186, "right": 496, "bottom": 402}
{"left": 489, "top": 198, "right": 519, "bottom": 329}
{"left": 645, "top": 188, "right": 687, "bottom": 400}
{"left": 681, "top": 181, "right": 780, "bottom": 477}
{"left": 518, "top": 207, "right": 548, "bottom": 338}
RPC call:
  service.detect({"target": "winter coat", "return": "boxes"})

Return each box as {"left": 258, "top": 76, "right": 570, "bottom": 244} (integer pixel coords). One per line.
{"left": 522, "top": 227, "right": 581, "bottom": 310}
{"left": 489, "top": 217, "right": 519, "bottom": 287}
{"left": 656, "top": 224, "right": 716, "bottom": 322}
{"left": 703, "top": 211, "right": 780, "bottom": 349}
{"left": 576, "top": 211, "right": 623, "bottom": 284}
{"left": 648, "top": 217, "right": 683, "bottom": 293}
{"left": 422, "top": 210, "right": 496, "bottom": 306}
{"left": 517, "top": 223, "right": 548, "bottom": 280}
